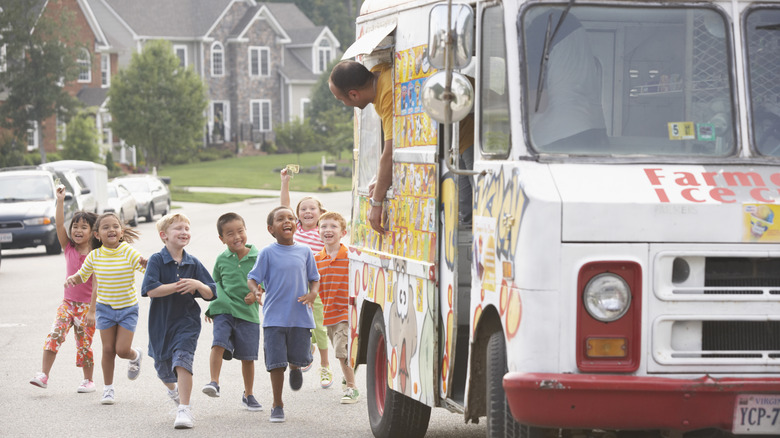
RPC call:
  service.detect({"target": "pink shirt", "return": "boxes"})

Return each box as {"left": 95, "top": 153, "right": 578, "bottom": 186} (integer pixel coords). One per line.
{"left": 294, "top": 221, "right": 324, "bottom": 253}
{"left": 64, "top": 243, "right": 93, "bottom": 303}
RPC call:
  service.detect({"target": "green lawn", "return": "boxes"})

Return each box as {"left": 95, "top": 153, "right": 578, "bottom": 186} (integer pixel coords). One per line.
{"left": 158, "top": 152, "right": 352, "bottom": 192}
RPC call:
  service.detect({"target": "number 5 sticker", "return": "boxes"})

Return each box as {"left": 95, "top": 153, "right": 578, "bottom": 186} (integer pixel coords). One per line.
{"left": 668, "top": 122, "right": 696, "bottom": 140}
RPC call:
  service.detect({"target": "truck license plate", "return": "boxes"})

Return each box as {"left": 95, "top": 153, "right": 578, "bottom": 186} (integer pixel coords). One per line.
{"left": 0, "top": 233, "right": 11, "bottom": 243}
{"left": 733, "top": 394, "right": 780, "bottom": 434}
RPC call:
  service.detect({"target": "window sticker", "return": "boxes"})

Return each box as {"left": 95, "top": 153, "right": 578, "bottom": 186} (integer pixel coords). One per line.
{"left": 668, "top": 122, "right": 696, "bottom": 140}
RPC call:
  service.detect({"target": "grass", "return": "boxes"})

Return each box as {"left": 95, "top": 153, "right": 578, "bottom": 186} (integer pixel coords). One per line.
{"left": 158, "top": 151, "right": 352, "bottom": 192}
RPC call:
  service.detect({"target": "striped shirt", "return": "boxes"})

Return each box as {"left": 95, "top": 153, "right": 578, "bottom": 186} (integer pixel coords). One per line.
{"left": 77, "top": 242, "right": 145, "bottom": 309}
{"left": 315, "top": 244, "right": 349, "bottom": 326}
{"left": 294, "top": 221, "right": 324, "bottom": 252}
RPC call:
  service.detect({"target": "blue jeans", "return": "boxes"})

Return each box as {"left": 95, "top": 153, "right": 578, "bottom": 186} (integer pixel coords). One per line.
{"left": 95, "top": 303, "right": 138, "bottom": 332}
{"left": 153, "top": 349, "right": 194, "bottom": 383}
{"left": 211, "top": 313, "right": 260, "bottom": 361}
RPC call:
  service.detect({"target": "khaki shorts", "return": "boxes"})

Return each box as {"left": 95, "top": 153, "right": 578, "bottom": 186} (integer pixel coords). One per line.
{"left": 326, "top": 321, "right": 349, "bottom": 359}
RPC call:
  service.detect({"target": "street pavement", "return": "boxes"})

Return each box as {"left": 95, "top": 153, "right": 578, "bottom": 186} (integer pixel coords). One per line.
{"left": 0, "top": 189, "right": 486, "bottom": 437}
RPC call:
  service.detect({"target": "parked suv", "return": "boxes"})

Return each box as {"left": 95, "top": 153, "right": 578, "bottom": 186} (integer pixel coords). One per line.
{"left": 53, "top": 168, "right": 97, "bottom": 213}
{"left": 0, "top": 168, "right": 77, "bottom": 254}
{"left": 113, "top": 174, "right": 171, "bottom": 222}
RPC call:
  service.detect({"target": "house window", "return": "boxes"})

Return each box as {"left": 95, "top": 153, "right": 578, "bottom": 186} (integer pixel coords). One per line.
{"left": 101, "top": 55, "right": 110, "bottom": 87}
{"left": 211, "top": 42, "right": 224, "bottom": 76}
{"left": 174, "top": 45, "right": 187, "bottom": 68}
{"left": 249, "top": 46, "right": 270, "bottom": 77}
{"left": 301, "top": 98, "right": 310, "bottom": 120}
{"left": 317, "top": 39, "right": 331, "bottom": 73}
{"left": 27, "top": 121, "right": 38, "bottom": 151}
{"left": 251, "top": 99, "right": 272, "bottom": 132}
{"left": 77, "top": 48, "right": 91, "bottom": 82}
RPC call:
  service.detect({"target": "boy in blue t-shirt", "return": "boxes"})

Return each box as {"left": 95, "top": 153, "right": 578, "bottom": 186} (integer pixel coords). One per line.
{"left": 142, "top": 213, "right": 216, "bottom": 430}
{"left": 202, "top": 212, "right": 262, "bottom": 412}
{"left": 247, "top": 206, "right": 320, "bottom": 424}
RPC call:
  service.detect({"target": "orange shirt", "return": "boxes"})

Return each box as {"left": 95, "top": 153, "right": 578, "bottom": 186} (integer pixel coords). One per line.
{"left": 315, "top": 244, "right": 350, "bottom": 326}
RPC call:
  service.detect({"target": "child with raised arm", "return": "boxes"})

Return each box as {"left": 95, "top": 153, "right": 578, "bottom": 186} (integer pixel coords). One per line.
{"left": 65, "top": 212, "right": 145, "bottom": 405}
{"left": 201, "top": 212, "right": 262, "bottom": 412}
{"left": 247, "top": 206, "right": 320, "bottom": 423}
{"left": 315, "top": 211, "right": 360, "bottom": 404}
{"left": 141, "top": 213, "right": 216, "bottom": 429}
{"left": 280, "top": 168, "right": 333, "bottom": 388}
{"left": 31, "top": 186, "right": 98, "bottom": 392}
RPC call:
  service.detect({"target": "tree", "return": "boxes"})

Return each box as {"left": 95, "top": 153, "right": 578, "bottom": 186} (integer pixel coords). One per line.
{"left": 275, "top": 118, "right": 316, "bottom": 163}
{"left": 108, "top": 40, "right": 207, "bottom": 170}
{"left": 61, "top": 112, "right": 100, "bottom": 162}
{"left": 0, "top": 0, "right": 81, "bottom": 164}
{"left": 308, "top": 59, "right": 354, "bottom": 160}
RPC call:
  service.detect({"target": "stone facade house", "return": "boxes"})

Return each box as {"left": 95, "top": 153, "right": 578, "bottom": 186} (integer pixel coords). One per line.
{"left": 88, "top": 0, "right": 340, "bottom": 152}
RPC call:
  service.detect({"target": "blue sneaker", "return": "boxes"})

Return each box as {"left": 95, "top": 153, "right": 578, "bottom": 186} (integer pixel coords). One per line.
{"left": 269, "top": 406, "right": 285, "bottom": 423}
{"left": 289, "top": 367, "right": 303, "bottom": 391}
{"left": 202, "top": 381, "right": 220, "bottom": 397}
{"left": 242, "top": 393, "right": 263, "bottom": 411}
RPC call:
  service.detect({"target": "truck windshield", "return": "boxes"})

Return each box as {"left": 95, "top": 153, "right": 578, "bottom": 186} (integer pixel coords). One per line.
{"left": 521, "top": 6, "right": 735, "bottom": 157}
{"left": 745, "top": 7, "right": 780, "bottom": 157}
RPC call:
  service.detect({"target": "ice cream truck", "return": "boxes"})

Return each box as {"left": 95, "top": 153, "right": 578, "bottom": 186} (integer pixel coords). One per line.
{"left": 343, "top": 0, "right": 780, "bottom": 436}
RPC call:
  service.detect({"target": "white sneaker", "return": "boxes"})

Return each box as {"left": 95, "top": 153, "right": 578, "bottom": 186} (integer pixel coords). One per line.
{"left": 77, "top": 379, "right": 96, "bottom": 393}
{"left": 29, "top": 372, "right": 48, "bottom": 389}
{"left": 101, "top": 388, "right": 115, "bottom": 405}
{"left": 128, "top": 347, "right": 142, "bottom": 380}
{"left": 167, "top": 387, "right": 180, "bottom": 406}
{"left": 174, "top": 406, "right": 194, "bottom": 429}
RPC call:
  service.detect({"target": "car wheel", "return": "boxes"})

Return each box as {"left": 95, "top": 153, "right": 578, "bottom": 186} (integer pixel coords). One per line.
{"left": 163, "top": 200, "right": 171, "bottom": 215}
{"left": 119, "top": 208, "right": 126, "bottom": 225}
{"left": 129, "top": 209, "right": 138, "bottom": 227}
{"left": 46, "top": 239, "right": 62, "bottom": 255}
{"left": 145, "top": 203, "right": 154, "bottom": 222}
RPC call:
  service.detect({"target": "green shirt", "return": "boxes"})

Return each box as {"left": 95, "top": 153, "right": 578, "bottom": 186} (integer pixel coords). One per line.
{"left": 206, "top": 244, "right": 260, "bottom": 323}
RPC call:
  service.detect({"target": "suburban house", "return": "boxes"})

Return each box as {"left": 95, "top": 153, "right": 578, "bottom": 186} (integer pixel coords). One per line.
{"left": 87, "top": 0, "right": 341, "bottom": 157}
{"left": 0, "top": 0, "right": 119, "bottom": 157}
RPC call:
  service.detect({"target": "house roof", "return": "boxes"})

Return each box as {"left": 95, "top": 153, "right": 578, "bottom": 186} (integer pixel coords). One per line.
{"left": 280, "top": 48, "right": 318, "bottom": 83}
{"left": 102, "top": 0, "right": 231, "bottom": 38}
{"left": 76, "top": 86, "right": 109, "bottom": 108}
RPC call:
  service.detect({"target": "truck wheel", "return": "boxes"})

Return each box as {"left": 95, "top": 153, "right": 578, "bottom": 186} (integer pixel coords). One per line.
{"left": 486, "top": 331, "right": 545, "bottom": 438}
{"left": 367, "top": 311, "right": 431, "bottom": 438}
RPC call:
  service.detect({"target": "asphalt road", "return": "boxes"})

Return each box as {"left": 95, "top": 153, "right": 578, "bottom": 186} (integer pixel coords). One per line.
{"left": 0, "top": 192, "right": 486, "bottom": 437}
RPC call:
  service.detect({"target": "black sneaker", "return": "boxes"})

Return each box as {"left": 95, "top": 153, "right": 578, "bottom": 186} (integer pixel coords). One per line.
{"left": 202, "top": 381, "right": 220, "bottom": 397}
{"left": 289, "top": 367, "right": 303, "bottom": 391}
{"left": 242, "top": 393, "right": 263, "bottom": 411}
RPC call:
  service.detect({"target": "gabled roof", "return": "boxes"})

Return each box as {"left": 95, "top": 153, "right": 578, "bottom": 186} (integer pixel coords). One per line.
{"left": 229, "top": 4, "right": 290, "bottom": 43}
{"left": 279, "top": 47, "right": 319, "bottom": 83}
{"left": 76, "top": 86, "right": 108, "bottom": 107}
{"left": 101, "top": 0, "right": 231, "bottom": 39}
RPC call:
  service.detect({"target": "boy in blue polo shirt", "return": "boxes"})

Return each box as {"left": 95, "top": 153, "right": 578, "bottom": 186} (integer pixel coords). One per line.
{"left": 202, "top": 212, "right": 262, "bottom": 411}
{"left": 248, "top": 205, "right": 320, "bottom": 423}
{"left": 142, "top": 213, "right": 216, "bottom": 429}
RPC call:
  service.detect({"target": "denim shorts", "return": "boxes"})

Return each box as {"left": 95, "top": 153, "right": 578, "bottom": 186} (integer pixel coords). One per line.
{"left": 263, "top": 326, "right": 313, "bottom": 372}
{"left": 211, "top": 314, "right": 259, "bottom": 361}
{"left": 95, "top": 303, "right": 138, "bottom": 331}
{"left": 153, "top": 349, "right": 194, "bottom": 383}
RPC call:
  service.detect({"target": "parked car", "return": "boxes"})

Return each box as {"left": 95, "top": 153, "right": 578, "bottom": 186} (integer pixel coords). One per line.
{"left": 54, "top": 168, "right": 97, "bottom": 213}
{"left": 113, "top": 174, "right": 171, "bottom": 222}
{"left": 0, "top": 168, "right": 77, "bottom": 255}
{"left": 44, "top": 160, "right": 108, "bottom": 213}
{"left": 105, "top": 181, "right": 138, "bottom": 226}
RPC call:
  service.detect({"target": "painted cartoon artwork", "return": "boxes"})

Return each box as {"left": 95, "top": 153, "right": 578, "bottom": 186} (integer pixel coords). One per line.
{"left": 394, "top": 45, "right": 438, "bottom": 149}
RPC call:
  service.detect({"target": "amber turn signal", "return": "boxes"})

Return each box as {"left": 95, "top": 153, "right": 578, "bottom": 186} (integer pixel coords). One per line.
{"left": 586, "top": 337, "right": 627, "bottom": 358}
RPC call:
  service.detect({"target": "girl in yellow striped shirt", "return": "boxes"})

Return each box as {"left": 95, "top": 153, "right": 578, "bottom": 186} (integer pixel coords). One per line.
{"left": 65, "top": 212, "right": 146, "bottom": 404}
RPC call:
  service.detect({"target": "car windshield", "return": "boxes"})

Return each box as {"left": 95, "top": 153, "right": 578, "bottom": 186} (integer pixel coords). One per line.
{"left": 117, "top": 179, "right": 150, "bottom": 192}
{"left": 520, "top": 5, "right": 734, "bottom": 156}
{"left": 107, "top": 185, "right": 118, "bottom": 197}
{"left": 0, "top": 175, "right": 53, "bottom": 202}
{"left": 745, "top": 7, "right": 780, "bottom": 157}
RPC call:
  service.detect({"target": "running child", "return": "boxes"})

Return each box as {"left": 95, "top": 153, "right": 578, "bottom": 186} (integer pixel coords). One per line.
{"left": 65, "top": 212, "right": 145, "bottom": 405}
{"left": 30, "top": 185, "right": 99, "bottom": 392}
{"left": 280, "top": 168, "right": 333, "bottom": 388}
{"left": 248, "top": 205, "right": 320, "bottom": 423}
{"left": 142, "top": 213, "right": 216, "bottom": 429}
{"left": 202, "top": 212, "right": 262, "bottom": 412}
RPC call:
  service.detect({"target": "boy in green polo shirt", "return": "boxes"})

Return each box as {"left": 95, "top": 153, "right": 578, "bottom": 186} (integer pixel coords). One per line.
{"left": 202, "top": 213, "right": 262, "bottom": 411}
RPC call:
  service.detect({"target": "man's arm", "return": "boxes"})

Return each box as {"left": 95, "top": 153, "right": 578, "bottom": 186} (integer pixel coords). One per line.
{"left": 368, "top": 138, "right": 393, "bottom": 233}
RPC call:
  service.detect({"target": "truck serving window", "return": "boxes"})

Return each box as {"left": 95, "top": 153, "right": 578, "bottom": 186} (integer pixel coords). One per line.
{"left": 521, "top": 6, "right": 734, "bottom": 157}
{"left": 745, "top": 7, "right": 780, "bottom": 157}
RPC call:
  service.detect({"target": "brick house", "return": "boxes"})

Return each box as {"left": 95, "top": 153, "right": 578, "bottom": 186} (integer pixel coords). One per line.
{"left": 87, "top": 0, "right": 340, "bottom": 153}
{"left": 1, "top": 0, "right": 119, "bottom": 157}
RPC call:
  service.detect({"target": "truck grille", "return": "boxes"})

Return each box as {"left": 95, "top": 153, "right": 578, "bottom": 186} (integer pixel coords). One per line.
{"left": 704, "top": 257, "right": 780, "bottom": 295}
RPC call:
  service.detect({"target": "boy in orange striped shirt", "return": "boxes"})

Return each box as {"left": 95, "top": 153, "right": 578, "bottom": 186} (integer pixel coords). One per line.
{"left": 314, "top": 211, "right": 359, "bottom": 404}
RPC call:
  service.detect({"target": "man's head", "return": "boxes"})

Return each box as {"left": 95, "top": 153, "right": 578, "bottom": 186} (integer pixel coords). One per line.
{"left": 329, "top": 60, "right": 375, "bottom": 109}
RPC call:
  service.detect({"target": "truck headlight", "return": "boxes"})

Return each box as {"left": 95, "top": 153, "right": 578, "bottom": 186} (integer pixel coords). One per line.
{"left": 583, "top": 273, "right": 631, "bottom": 322}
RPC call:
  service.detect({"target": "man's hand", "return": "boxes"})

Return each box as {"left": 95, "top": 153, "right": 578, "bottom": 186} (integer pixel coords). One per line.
{"left": 368, "top": 204, "right": 385, "bottom": 234}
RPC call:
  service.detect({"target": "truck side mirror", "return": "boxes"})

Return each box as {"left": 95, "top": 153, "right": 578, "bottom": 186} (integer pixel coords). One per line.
{"left": 427, "top": 3, "right": 473, "bottom": 70}
{"left": 421, "top": 71, "right": 474, "bottom": 123}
